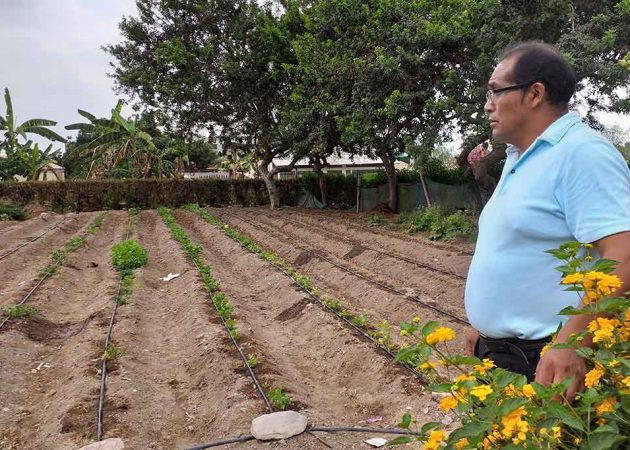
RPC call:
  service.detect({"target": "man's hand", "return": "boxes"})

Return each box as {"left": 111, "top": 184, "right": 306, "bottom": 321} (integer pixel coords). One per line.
{"left": 535, "top": 347, "right": 586, "bottom": 403}
{"left": 466, "top": 328, "right": 479, "bottom": 356}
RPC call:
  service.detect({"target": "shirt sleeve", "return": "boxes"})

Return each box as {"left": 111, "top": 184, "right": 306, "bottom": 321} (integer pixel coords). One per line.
{"left": 560, "top": 138, "right": 630, "bottom": 243}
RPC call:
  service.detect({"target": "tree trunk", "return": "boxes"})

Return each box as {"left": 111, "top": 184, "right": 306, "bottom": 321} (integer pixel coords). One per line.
{"left": 472, "top": 146, "right": 506, "bottom": 205}
{"left": 258, "top": 160, "right": 280, "bottom": 209}
{"left": 377, "top": 148, "right": 397, "bottom": 212}
{"left": 312, "top": 158, "right": 328, "bottom": 207}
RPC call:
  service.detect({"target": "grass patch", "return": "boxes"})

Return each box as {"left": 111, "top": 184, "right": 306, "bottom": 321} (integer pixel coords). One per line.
{"left": 2, "top": 304, "right": 38, "bottom": 319}
{"left": 268, "top": 387, "right": 292, "bottom": 410}
{"left": 397, "top": 206, "right": 476, "bottom": 241}
{"left": 367, "top": 214, "right": 384, "bottom": 227}
{"left": 111, "top": 239, "right": 148, "bottom": 271}
{"left": 0, "top": 201, "right": 27, "bottom": 221}
{"left": 247, "top": 354, "right": 259, "bottom": 368}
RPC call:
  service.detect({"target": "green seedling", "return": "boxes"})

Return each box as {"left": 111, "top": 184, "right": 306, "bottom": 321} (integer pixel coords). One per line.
{"left": 2, "top": 305, "right": 38, "bottom": 319}
{"left": 102, "top": 343, "right": 123, "bottom": 361}
{"left": 247, "top": 354, "right": 259, "bottom": 368}
{"left": 268, "top": 387, "right": 292, "bottom": 410}
{"left": 351, "top": 312, "right": 369, "bottom": 328}
{"left": 111, "top": 239, "right": 148, "bottom": 271}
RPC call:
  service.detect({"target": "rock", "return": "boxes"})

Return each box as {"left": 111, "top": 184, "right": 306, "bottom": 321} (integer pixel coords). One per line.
{"left": 365, "top": 437, "right": 388, "bottom": 447}
{"left": 441, "top": 415, "right": 454, "bottom": 425}
{"left": 75, "top": 438, "right": 125, "bottom": 450}
{"left": 250, "top": 411, "right": 307, "bottom": 440}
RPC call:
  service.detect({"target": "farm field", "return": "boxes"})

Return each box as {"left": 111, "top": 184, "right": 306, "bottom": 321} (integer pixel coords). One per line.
{"left": 0, "top": 207, "right": 473, "bottom": 450}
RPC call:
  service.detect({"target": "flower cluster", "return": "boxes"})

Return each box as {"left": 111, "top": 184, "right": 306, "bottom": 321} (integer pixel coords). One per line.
{"left": 391, "top": 241, "right": 629, "bottom": 449}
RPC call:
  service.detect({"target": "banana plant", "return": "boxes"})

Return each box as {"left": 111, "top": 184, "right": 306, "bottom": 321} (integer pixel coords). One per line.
{"left": 1, "top": 88, "right": 66, "bottom": 155}
{"left": 15, "top": 140, "right": 61, "bottom": 180}
{"left": 66, "top": 101, "right": 157, "bottom": 178}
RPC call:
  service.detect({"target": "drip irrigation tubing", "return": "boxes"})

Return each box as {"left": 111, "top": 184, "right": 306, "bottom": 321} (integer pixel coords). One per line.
{"left": 188, "top": 209, "right": 428, "bottom": 384}
{"left": 252, "top": 211, "right": 467, "bottom": 281}
{"left": 0, "top": 217, "right": 68, "bottom": 262}
{"left": 0, "top": 273, "right": 49, "bottom": 330}
{"left": 184, "top": 425, "right": 420, "bottom": 449}
{"left": 231, "top": 212, "right": 469, "bottom": 326}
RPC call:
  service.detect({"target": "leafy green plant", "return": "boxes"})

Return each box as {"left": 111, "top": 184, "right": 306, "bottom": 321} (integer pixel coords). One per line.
{"left": 323, "top": 296, "right": 341, "bottom": 311}
{"left": 398, "top": 206, "right": 476, "bottom": 241}
{"left": 351, "top": 312, "right": 369, "bottom": 328}
{"left": 367, "top": 214, "right": 384, "bottom": 227}
{"left": 247, "top": 354, "right": 259, "bottom": 368}
{"left": 0, "top": 201, "right": 27, "bottom": 221}
{"left": 268, "top": 387, "right": 292, "bottom": 411}
{"left": 111, "top": 239, "right": 148, "bottom": 271}
{"left": 102, "top": 343, "right": 123, "bottom": 361}
{"left": 2, "top": 304, "right": 38, "bottom": 319}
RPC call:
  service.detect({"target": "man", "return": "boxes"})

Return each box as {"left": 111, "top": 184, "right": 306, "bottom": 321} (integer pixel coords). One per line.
{"left": 464, "top": 41, "right": 630, "bottom": 400}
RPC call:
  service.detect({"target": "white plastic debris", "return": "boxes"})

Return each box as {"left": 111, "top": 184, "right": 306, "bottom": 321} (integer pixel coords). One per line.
{"left": 160, "top": 273, "right": 180, "bottom": 282}
{"left": 364, "top": 437, "right": 388, "bottom": 447}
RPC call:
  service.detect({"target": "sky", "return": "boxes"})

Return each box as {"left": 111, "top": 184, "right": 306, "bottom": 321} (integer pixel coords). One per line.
{"left": 0, "top": 0, "right": 628, "bottom": 154}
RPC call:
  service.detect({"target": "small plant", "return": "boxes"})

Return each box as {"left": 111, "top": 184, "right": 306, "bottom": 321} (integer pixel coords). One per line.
{"left": 111, "top": 239, "right": 148, "bottom": 271}
{"left": 398, "top": 206, "right": 476, "bottom": 241}
{"left": 351, "top": 312, "right": 369, "bottom": 328}
{"left": 65, "top": 236, "right": 85, "bottom": 252}
{"left": 339, "top": 309, "right": 351, "bottom": 319}
{"left": 367, "top": 214, "right": 384, "bottom": 227}
{"left": 51, "top": 249, "right": 66, "bottom": 265}
{"left": 101, "top": 343, "right": 123, "bottom": 361}
{"left": 247, "top": 354, "right": 259, "bottom": 368}
{"left": 0, "top": 201, "right": 27, "bottom": 221}
{"left": 2, "top": 304, "right": 38, "bottom": 319}
{"left": 268, "top": 387, "right": 292, "bottom": 410}
{"left": 324, "top": 297, "right": 341, "bottom": 311}
{"left": 86, "top": 212, "right": 106, "bottom": 234}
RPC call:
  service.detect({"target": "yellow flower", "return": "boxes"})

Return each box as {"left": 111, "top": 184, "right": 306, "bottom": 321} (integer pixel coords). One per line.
{"left": 439, "top": 395, "right": 458, "bottom": 412}
{"left": 574, "top": 437, "right": 582, "bottom": 445}
{"left": 583, "top": 271, "right": 622, "bottom": 296}
{"left": 561, "top": 273, "right": 584, "bottom": 284}
{"left": 454, "top": 373, "right": 476, "bottom": 383}
{"left": 522, "top": 384, "right": 536, "bottom": 399}
{"left": 400, "top": 329, "right": 408, "bottom": 337}
{"left": 539, "top": 427, "right": 547, "bottom": 435}
{"left": 412, "top": 316, "right": 421, "bottom": 324}
{"left": 551, "top": 426, "right": 561, "bottom": 439}
{"left": 503, "top": 384, "right": 520, "bottom": 398}
{"left": 622, "top": 376, "right": 630, "bottom": 388}
{"left": 501, "top": 406, "right": 528, "bottom": 442}
{"left": 608, "top": 359, "right": 620, "bottom": 368}
{"left": 583, "top": 290, "right": 598, "bottom": 304}
{"left": 470, "top": 385, "right": 493, "bottom": 401}
{"left": 595, "top": 396, "right": 617, "bottom": 416}
{"left": 585, "top": 365, "right": 605, "bottom": 388}
{"left": 597, "top": 418, "right": 607, "bottom": 426}
{"left": 426, "top": 327, "right": 456, "bottom": 345}
{"left": 587, "top": 317, "right": 621, "bottom": 345}
{"left": 474, "top": 358, "right": 495, "bottom": 375}
{"left": 454, "top": 438, "right": 469, "bottom": 450}
{"left": 424, "top": 430, "right": 446, "bottom": 450}
{"left": 419, "top": 361, "right": 436, "bottom": 371}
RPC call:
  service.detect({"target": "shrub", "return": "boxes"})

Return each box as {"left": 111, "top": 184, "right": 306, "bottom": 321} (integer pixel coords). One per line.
{"left": 111, "top": 239, "right": 148, "bottom": 271}
{"left": 0, "top": 201, "right": 27, "bottom": 220}
{"left": 398, "top": 206, "right": 476, "bottom": 241}
{"left": 2, "top": 305, "right": 38, "bottom": 319}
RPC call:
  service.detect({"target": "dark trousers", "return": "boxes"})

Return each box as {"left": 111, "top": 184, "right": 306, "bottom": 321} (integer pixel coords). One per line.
{"left": 474, "top": 335, "right": 551, "bottom": 382}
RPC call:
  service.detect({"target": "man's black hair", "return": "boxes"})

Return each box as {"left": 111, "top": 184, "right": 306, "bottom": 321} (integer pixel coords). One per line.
{"left": 499, "top": 41, "right": 576, "bottom": 107}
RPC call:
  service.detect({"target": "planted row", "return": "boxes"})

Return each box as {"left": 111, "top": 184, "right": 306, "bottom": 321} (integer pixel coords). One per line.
{"left": 157, "top": 207, "right": 292, "bottom": 410}
{"left": 184, "top": 204, "right": 423, "bottom": 378}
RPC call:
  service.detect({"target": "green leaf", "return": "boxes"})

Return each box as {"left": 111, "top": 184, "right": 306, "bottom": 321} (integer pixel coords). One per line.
{"left": 397, "top": 412, "right": 412, "bottom": 429}
{"left": 544, "top": 401, "right": 584, "bottom": 431}
{"left": 421, "top": 320, "right": 439, "bottom": 336}
{"left": 386, "top": 436, "right": 414, "bottom": 446}
{"left": 429, "top": 382, "right": 453, "bottom": 393}
{"left": 420, "top": 422, "right": 440, "bottom": 433}
{"left": 588, "top": 432, "right": 626, "bottom": 450}
{"left": 394, "top": 345, "right": 420, "bottom": 363}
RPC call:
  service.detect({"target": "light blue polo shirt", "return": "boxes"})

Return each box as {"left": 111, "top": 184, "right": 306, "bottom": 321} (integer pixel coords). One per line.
{"left": 465, "top": 112, "right": 630, "bottom": 339}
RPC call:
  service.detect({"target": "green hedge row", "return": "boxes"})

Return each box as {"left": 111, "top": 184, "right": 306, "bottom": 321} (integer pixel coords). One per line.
{"left": 0, "top": 178, "right": 299, "bottom": 212}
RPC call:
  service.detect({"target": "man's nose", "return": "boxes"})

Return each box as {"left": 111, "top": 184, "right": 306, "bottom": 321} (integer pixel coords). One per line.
{"left": 484, "top": 98, "right": 494, "bottom": 114}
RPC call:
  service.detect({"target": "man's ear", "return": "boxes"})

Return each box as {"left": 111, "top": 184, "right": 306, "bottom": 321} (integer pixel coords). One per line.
{"left": 528, "top": 81, "right": 547, "bottom": 108}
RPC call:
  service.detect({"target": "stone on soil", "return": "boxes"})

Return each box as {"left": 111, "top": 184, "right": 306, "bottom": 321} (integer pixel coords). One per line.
{"left": 250, "top": 411, "right": 308, "bottom": 440}
{"left": 75, "top": 438, "right": 125, "bottom": 450}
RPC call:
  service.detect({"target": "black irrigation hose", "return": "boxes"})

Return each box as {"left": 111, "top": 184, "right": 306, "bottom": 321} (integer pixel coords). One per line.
{"left": 97, "top": 219, "right": 133, "bottom": 441}
{"left": 0, "top": 217, "right": 67, "bottom": 261}
{"left": 184, "top": 425, "right": 419, "bottom": 449}
{"left": 234, "top": 213, "right": 469, "bottom": 326}
{"left": 192, "top": 210, "right": 428, "bottom": 384}
{"left": 254, "top": 212, "right": 466, "bottom": 281}
{"left": 0, "top": 273, "right": 50, "bottom": 330}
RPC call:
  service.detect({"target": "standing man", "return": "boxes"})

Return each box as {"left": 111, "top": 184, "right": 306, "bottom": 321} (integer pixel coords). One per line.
{"left": 464, "top": 41, "right": 630, "bottom": 400}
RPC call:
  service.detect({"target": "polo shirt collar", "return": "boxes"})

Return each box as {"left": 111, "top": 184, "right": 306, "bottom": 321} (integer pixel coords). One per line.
{"left": 505, "top": 111, "right": 582, "bottom": 157}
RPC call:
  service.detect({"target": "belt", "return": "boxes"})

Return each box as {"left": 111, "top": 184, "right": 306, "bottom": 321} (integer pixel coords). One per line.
{"left": 479, "top": 335, "right": 551, "bottom": 354}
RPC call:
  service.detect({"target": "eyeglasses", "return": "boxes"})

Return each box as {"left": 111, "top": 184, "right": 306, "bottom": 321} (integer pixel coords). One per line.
{"left": 486, "top": 82, "right": 535, "bottom": 101}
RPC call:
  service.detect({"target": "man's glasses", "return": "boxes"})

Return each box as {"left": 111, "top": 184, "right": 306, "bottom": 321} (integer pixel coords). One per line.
{"left": 486, "top": 81, "right": 536, "bottom": 101}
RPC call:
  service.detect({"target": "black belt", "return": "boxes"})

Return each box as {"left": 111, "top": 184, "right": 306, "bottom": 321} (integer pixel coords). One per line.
{"left": 479, "top": 335, "right": 551, "bottom": 354}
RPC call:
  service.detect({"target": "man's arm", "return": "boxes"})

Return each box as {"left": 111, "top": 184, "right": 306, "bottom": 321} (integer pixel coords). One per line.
{"left": 535, "top": 231, "right": 630, "bottom": 401}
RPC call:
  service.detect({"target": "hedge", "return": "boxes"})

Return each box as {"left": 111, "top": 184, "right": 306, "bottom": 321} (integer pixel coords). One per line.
{"left": 0, "top": 178, "right": 299, "bottom": 212}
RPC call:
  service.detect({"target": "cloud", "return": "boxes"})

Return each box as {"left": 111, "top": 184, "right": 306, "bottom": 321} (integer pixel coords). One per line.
{"left": 0, "top": 0, "right": 136, "bottom": 148}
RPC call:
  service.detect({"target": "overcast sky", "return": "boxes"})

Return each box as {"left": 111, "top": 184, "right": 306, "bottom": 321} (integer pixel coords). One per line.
{"left": 0, "top": 1, "right": 627, "bottom": 153}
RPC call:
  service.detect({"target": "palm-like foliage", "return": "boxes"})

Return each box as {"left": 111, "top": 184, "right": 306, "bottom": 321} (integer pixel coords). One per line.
{"left": 65, "top": 101, "right": 158, "bottom": 178}
{"left": 1, "top": 88, "right": 66, "bottom": 154}
{"left": 16, "top": 141, "right": 61, "bottom": 180}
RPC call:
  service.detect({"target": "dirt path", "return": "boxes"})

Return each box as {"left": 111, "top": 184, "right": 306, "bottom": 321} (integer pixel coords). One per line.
{"left": 0, "top": 212, "right": 96, "bottom": 307}
{"left": 174, "top": 210, "right": 444, "bottom": 431}
{"left": 209, "top": 208, "right": 468, "bottom": 352}
{"left": 0, "top": 211, "right": 126, "bottom": 449}
{"left": 104, "top": 210, "right": 263, "bottom": 449}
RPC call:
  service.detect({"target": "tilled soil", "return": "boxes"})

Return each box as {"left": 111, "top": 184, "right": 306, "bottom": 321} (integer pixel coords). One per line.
{"left": 0, "top": 212, "right": 97, "bottom": 307}
{"left": 0, "top": 207, "right": 473, "bottom": 450}
{"left": 210, "top": 207, "right": 471, "bottom": 352}
{"left": 0, "top": 211, "right": 127, "bottom": 449}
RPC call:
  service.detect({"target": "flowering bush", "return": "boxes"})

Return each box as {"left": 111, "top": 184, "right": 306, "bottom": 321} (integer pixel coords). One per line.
{"left": 392, "top": 242, "right": 628, "bottom": 449}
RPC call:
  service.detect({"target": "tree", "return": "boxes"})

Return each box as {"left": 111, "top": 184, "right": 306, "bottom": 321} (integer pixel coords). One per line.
{"left": 65, "top": 102, "right": 159, "bottom": 178}
{"left": 107, "top": 0, "right": 308, "bottom": 208}
{"left": 0, "top": 88, "right": 65, "bottom": 180}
